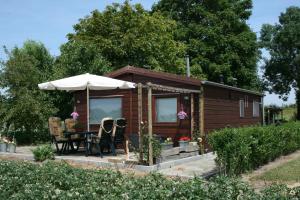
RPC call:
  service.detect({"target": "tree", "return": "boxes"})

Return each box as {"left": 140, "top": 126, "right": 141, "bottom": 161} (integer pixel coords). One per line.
{"left": 152, "top": 0, "right": 260, "bottom": 89}
{"left": 0, "top": 41, "right": 57, "bottom": 132}
{"left": 57, "top": 1, "right": 186, "bottom": 77}
{"left": 260, "top": 6, "right": 300, "bottom": 119}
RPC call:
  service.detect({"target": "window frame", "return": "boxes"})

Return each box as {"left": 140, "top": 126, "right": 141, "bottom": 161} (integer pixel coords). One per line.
{"left": 239, "top": 99, "right": 245, "bottom": 118}
{"left": 154, "top": 95, "right": 179, "bottom": 124}
{"left": 89, "top": 96, "right": 123, "bottom": 125}
{"left": 253, "top": 101, "right": 260, "bottom": 117}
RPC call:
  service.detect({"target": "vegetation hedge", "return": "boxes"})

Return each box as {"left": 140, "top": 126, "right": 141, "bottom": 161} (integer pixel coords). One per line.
{"left": 209, "top": 122, "right": 300, "bottom": 175}
{"left": 3, "top": 129, "right": 50, "bottom": 145}
{"left": 1, "top": 160, "right": 300, "bottom": 200}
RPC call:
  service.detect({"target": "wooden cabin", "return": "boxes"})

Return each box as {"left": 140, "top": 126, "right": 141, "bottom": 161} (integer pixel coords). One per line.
{"left": 74, "top": 66, "right": 263, "bottom": 148}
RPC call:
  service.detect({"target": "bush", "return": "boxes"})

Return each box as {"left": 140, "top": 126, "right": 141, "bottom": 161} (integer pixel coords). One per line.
{"left": 209, "top": 122, "right": 300, "bottom": 175}
{"left": 32, "top": 145, "right": 55, "bottom": 162}
{"left": 1, "top": 160, "right": 299, "bottom": 199}
{"left": 3, "top": 129, "right": 50, "bottom": 145}
{"left": 142, "top": 134, "right": 162, "bottom": 163}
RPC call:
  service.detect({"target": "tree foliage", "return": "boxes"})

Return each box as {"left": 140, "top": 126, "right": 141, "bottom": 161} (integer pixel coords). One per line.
{"left": 153, "top": 0, "right": 260, "bottom": 89}
{"left": 0, "top": 41, "right": 57, "bottom": 132}
{"left": 57, "top": 1, "right": 186, "bottom": 77}
{"left": 260, "top": 6, "right": 300, "bottom": 119}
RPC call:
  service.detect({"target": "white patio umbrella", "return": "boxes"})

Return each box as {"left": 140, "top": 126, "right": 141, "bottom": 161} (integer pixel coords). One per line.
{"left": 38, "top": 73, "right": 135, "bottom": 131}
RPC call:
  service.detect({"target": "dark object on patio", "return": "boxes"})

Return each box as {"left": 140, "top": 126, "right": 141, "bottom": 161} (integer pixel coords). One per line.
{"left": 48, "top": 117, "right": 68, "bottom": 155}
{"left": 64, "top": 118, "right": 85, "bottom": 152}
{"left": 113, "top": 118, "right": 127, "bottom": 153}
{"left": 90, "top": 118, "right": 115, "bottom": 157}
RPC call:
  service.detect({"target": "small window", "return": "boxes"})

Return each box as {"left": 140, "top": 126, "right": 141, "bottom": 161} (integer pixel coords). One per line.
{"left": 156, "top": 97, "right": 177, "bottom": 122}
{"left": 239, "top": 100, "right": 245, "bottom": 118}
{"left": 89, "top": 97, "right": 122, "bottom": 124}
{"left": 253, "top": 101, "right": 260, "bottom": 117}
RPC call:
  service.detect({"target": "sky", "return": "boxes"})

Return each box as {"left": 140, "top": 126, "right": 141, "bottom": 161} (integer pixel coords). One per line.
{"left": 1, "top": 0, "right": 300, "bottom": 105}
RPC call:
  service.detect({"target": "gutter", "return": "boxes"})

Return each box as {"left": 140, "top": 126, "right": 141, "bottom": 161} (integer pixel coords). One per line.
{"left": 201, "top": 81, "right": 263, "bottom": 96}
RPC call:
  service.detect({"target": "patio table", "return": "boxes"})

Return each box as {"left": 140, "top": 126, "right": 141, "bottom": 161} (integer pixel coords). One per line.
{"left": 64, "top": 131, "right": 97, "bottom": 156}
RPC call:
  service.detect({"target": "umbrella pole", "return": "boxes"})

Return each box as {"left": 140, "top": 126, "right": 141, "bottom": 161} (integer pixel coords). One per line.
{"left": 87, "top": 87, "right": 90, "bottom": 131}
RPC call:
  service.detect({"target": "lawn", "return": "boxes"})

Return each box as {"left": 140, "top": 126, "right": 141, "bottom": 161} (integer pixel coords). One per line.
{"left": 283, "top": 106, "right": 296, "bottom": 121}
{"left": 254, "top": 156, "right": 300, "bottom": 182}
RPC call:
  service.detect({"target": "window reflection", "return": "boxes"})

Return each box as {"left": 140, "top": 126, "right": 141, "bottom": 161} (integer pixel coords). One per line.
{"left": 156, "top": 97, "right": 177, "bottom": 122}
{"left": 89, "top": 98, "right": 122, "bottom": 124}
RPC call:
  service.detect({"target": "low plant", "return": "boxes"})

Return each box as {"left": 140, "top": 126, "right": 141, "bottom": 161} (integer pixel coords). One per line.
{"left": 32, "top": 144, "right": 55, "bottom": 162}
{"left": 142, "top": 134, "right": 162, "bottom": 163}
{"left": 1, "top": 160, "right": 300, "bottom": 199}
{"left": 162, "top": 137, "right": 173, "bottom": 144}
{"left": 179, "top": 136, "right": 191, "bottom": 141}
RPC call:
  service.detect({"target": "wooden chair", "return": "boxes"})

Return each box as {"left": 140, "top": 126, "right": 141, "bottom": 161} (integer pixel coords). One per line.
{"left": 90, "top": 118, "right": 115, "bottom": 157}
{"left": 112, "top": 118, "right": 128, "bottom": 155}
{"left": 48, "top": 117, "right": 68, "bottom": 154}
{"left": 64, "top": 118, "right": 85, "bottom": 151}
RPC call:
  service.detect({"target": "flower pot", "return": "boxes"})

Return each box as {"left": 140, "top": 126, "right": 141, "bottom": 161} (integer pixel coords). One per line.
{"left": 7, "top": 143, "right": 16, "bottom": 153}
{"left": 189, "top": 141, "right": 197, "bottom": 146}
{"left": 161, "top": 143, "right": 173, "bottom": 150}
{"left": 0, "top": 143, "right": 7, "bottom": 152}
{"left": 179, "top": 141, "right": 189, "bottom": 151}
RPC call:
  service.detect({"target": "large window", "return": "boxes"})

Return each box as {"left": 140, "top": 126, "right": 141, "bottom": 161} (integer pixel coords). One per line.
{"left": 253, "top": 101, "right": 260, "bottom": 117}
{"left": 155, "top": 97, "right": 177, "bottom": 122}
{"left": 89, "top": 97, "right": 122, "bottom": 124}
{"left": 239, "top": 99, "right": 245, "bottom": 118}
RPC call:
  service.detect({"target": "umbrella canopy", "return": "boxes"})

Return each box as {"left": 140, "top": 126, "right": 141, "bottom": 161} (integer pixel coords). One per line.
{"left": 38, "top": 73, "right": 135, "bottom": 131}
{"left": 38, "top": 73, "right": 135, "bottom": 91}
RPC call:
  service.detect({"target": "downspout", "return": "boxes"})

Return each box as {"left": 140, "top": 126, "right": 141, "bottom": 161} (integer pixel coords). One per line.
{"left": 199, "top": 85, "right": 205, "bottom": 154}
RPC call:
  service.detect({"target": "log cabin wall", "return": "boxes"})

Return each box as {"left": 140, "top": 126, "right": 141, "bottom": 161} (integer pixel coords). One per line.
{"left": 203, "top": 84, "right": 262, "bottom": 134}
{"left": 115, "top": 73, "right": 200, "bottom": 141}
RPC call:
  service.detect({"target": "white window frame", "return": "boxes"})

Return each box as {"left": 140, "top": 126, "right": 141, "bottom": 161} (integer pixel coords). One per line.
{"left": 239, "top": 99, "right": 245, "bottom": 118}
{"left": 253, "top": 101, "right": 260, "bottom": 117}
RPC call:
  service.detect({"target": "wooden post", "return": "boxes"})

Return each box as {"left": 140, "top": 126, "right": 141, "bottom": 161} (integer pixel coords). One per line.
{"left": 147, "top": 84, "right": 153, "bottom": 166}
{"left": 137, "top": 83, "right": 143, "bottom": 163}
{"left": 199, "top": 87, "right": 205, "bottom": 154}
{"left": 190, "top": 93, "right": 194, "bottom": 139}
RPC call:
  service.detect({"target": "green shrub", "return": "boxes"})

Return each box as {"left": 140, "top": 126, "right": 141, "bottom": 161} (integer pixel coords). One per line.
{"left": 142, "top": 134, "right": 162, "bottom": 163}
{"left": 209, "top": 122, "right": 300, "bottom": 175}
{"left": 3, "top": 129, "right": 50, "bottom": 145}
{"left": 32, "top": 145, "right": 55, "bottom": 162}
{"left": 0, "top": 160, "right": 299, "bottom": 199}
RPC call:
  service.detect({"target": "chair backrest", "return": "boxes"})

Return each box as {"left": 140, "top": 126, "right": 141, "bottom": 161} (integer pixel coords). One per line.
{"left": 65, "top": 118, "right": 76, "bottom": 132}
{"left": 98, "top": 118, "right": 114, "bottom": 139}
{"left": 113, "top": 118, "right": 126, "bottom": 139}
{"left": 48, "top": 117, "right": 64, "bottom": 138}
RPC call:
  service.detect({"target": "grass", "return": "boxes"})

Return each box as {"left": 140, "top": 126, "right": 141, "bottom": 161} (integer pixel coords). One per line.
{"left": 283, "top": 106, "right": 296, "bottom": 121}
{"left": 255, "top": 156, "right": 300, "bottom": 182}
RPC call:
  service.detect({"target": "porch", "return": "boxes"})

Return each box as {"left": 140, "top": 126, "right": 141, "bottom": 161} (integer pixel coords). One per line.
{"left": 0, "top": 145, "right": 217, "bottom": 178}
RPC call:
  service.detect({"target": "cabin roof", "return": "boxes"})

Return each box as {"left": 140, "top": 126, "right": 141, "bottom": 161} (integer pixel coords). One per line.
{"left": 106, "top": 65, "right": 202, "bottom": 86}
{"left": 106, "top": 66, "right": 263, "bottom": 96}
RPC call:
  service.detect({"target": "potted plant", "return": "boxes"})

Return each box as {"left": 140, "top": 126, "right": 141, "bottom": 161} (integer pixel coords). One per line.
{"left": 0, "top": 135, "right": 8, "bottom": 152}
{"left": 178, "top": 136, "right": 191, "bottom": 149}
{"left": 161, "top": 137, "right": 173, "bottom": 150}
{"left": 7, "top": 137, "right": 16, "bottom": 153}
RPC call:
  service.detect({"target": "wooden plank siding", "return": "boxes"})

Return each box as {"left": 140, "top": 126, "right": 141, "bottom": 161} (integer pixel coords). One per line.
{"left": 203, "top": 85, "right": 262, "bottom": 134}
{"left": 73, "top": 66, "right": 262, "bottom": 148}
{"left": 74, "top": 72, "right": 199, "bottom": 142}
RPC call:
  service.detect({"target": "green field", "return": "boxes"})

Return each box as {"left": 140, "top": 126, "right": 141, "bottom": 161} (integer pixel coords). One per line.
{"left": 254, "top": 156, "right": 300, "bottom": 182}
{"left": 283, "top": 106, "right": 296, "bottom": 121}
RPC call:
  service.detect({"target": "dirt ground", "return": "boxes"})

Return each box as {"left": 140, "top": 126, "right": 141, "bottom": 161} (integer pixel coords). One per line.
{"left": 242, "top": 150, "right": 300, "bottom": 190}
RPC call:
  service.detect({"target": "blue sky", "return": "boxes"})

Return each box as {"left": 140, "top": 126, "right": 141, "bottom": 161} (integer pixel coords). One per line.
{"left": 1, "top": 0, "right": 300, "bottom": 105}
